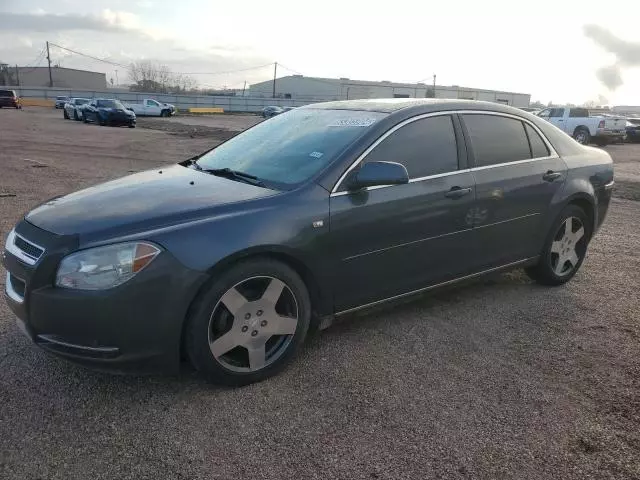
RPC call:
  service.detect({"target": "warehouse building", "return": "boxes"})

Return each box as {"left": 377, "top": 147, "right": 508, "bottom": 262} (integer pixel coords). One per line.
{"left": 1, "top": 66, "right": 106, "bottom": 90}
{"left": 249, "top": 75, "right": 530, "bottom": 108}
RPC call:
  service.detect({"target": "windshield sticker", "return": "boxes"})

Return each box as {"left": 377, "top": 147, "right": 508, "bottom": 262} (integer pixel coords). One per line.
{"left": 309, "top": 151, "right": 324, "bottom": 159}
{"left": 328, "top": 118, "right": 378, "bottom": 127}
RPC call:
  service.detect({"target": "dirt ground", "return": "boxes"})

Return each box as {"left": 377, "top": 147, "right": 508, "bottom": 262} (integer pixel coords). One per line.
{"left": 1, "top": 108, "right": 639, "bottom": 480}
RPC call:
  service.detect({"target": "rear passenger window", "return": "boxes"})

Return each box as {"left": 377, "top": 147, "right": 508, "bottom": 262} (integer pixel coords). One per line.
{"left": 463, "top": 114, "right": 531, "bottom": 167}
{"left": 524, "top": 123, "right": 550, "bottom": 158}
{"left": 364, "top": 115, "right": 458, "bottom": 178}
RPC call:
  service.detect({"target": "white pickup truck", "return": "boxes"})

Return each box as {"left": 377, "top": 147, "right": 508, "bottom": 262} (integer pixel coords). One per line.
{"left": 126, "top": 98, "right": 176, "bottom": 117}
{"left": 536, "top": 107, "right": 626, "bottom": 145}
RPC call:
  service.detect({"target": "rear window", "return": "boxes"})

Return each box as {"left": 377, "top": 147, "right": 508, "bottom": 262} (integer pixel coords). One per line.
{"left": 463, "top": 114, "right": 531, "bottom": 167}
{"left": 569, "top": 108, "right": 589, "bottom": 118}
{"left": 0, "top": 90, "right": 15, "bottom": 97}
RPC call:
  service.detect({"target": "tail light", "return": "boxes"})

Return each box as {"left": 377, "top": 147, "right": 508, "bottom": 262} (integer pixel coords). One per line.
{"left": 598, "top": 120, "right": 605, "bottom": 128}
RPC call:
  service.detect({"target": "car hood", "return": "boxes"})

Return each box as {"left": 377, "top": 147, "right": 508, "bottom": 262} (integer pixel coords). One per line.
{"left": 26, "top": 165, "right": 277, "bottom": 238}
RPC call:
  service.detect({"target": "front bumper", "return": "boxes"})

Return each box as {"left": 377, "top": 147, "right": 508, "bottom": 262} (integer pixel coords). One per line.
{"left": 106, "top": 113, "right": 136, "bottom": 126}
{"left": 3, "top": 220, "right": 206, "bottom": 373}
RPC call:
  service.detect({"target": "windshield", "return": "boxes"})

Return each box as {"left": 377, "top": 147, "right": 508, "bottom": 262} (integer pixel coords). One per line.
{"left": 195, "top": 109, "right": 386, "bottom": 189}
{"left": 97, "top": 99, "right": 125, "bottom": 109}
{"left": 56, "top": 96, "right": 68, "bottom": 100}
{"left": 75, "top": 99, "right": 89, "bottom": 105}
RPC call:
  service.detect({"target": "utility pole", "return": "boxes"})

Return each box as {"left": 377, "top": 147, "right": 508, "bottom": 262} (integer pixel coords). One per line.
{"left": 242, "top": 80, "right": 247, "bottom": 97}
{"left": 115, "top": 69, "right": 119, "bottom": 86}
{"left": 272, "top": 62, "right": 277, "bottom": 98}
{"left": 15, "top": 65, "right": 20, "bottom": 86}
{"left": 46, "top": 41, "right": 53, "bottom": 87}
{"left": 432, "top": 74, "right": 436, "bottom": 97}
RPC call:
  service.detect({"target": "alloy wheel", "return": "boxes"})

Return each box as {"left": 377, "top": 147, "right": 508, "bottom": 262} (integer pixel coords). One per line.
{"left": 550, "top": 216, "right": 585, "bottom": 276}
{"left": 575, "top": 131, "right": 588, "bottom": 144}
{"left": 208, "top": 276, "right": 299, "bottom": 372}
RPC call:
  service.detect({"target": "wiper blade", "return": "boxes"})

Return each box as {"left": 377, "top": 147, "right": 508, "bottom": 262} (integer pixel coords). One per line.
{"left": 202, "top": 167, "right": 266, "bottom": 187}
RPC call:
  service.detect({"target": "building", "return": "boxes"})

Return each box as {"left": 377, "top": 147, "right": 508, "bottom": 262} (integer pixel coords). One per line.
{"left": 612, "top": 105, "right": 640, "bottom": 116}
{"left": 249, "top": 75, "right": 530, "bottom": 108}
{"left": 1, "top": 66, "right": 106, "bottom": 90}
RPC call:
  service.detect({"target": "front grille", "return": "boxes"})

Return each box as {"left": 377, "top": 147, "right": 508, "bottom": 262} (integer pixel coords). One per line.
{"left": 14, "top": 235, "right": 44, "bottom": 260}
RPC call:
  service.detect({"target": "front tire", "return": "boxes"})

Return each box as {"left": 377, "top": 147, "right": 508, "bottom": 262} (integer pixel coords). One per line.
{"left": 73, "top": 110, "right": 79, "bottom": 121}
{"left": 186, "top": 259, "right": 311, "bottom": 386}
{"left": 63, "top": 109, "right": 69, "bottom": 119}
{"left": 525, "top": 205, "right": 591, "bottom": 286}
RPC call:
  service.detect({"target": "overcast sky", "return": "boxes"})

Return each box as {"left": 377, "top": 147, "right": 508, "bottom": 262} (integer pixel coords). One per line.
{"left": 1, "top": 0, "right": 640, "bottom": 105}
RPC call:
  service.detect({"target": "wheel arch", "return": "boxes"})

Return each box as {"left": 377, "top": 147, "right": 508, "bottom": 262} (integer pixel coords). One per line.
{"left": 178, "top": 246, "right": 331, "bottom": 360}
{"left": 563, "top": 192, "right": 596, "bottom": 234}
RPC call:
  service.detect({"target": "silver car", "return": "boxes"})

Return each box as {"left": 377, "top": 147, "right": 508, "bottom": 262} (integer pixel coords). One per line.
{"left": 63, "top": 98, "right": 90, "bottom": 121}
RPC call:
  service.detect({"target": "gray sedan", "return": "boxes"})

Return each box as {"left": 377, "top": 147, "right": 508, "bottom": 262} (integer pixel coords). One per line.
{"left": 3, "top": 99, "right": 614, "bottom": 386}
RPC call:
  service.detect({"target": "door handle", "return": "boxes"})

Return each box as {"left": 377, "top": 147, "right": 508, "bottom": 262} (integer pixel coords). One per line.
{"left": 543, "top": 170, "right": 562, "bottom": 182}
{"left": 444, "top": 186, "right": 472, "bottom": 199}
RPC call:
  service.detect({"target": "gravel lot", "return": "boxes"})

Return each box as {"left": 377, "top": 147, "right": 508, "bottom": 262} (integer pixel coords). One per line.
{"left": 1, "top": 108, "right": 639, "bottom": 480}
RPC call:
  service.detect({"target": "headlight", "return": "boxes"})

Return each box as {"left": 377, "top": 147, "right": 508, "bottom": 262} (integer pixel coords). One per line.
{"left": 56, "top": 242, "right": 160, "bottom": 290}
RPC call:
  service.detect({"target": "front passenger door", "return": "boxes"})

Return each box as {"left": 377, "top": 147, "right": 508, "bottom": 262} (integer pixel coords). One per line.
{"left": 329, "top": 114, "right": 477, "bottom": 311}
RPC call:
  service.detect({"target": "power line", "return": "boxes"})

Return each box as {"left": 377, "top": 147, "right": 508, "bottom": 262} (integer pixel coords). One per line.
{"left": 48, "top": 42, "right": 274, "bottom": 76}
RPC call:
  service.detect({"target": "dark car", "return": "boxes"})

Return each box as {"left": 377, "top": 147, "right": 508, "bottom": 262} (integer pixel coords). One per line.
{"left": 261, "top": 105, "right": 283, "bottom": 118}
{"left": 3, "top": 99, "right": 614, "bottom": 386}
{"left": 55, "top": 96, "right": 69, "bottom": 109}
{"left": 0, "top": 89, "right": 21, "bottom": 109}
{"left": 83, "top": 98, "right": 136, "bottom": 127}
{"left": 625, "top": 118, "right": 640, "bottom": 143}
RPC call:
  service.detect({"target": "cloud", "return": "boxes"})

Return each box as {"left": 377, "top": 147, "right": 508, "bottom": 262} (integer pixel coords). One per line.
{"left": 0, "top": 10, "right": 154, "bottom": 37}
{"left": 584, "top": 24, "right": 640, "bottom": 90}
{"left": 595, "top": 64, "right": 623, "bottom": 90}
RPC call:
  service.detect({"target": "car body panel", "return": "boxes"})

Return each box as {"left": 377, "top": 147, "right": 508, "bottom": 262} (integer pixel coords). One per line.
{"left": 329, "top": 172, "right": 477, "bottom": 310}
{"left": 25, "top": 165, "right": 279, "bottom": 239}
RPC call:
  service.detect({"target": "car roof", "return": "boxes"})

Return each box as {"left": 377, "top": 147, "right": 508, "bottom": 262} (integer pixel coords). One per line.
{"left": 299, "top": 98, "right": 529, "bottom": 116}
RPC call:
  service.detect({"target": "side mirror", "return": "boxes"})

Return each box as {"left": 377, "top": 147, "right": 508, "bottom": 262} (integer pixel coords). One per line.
{"left": 347, "top": 161, "right": 409, "bottom": 190}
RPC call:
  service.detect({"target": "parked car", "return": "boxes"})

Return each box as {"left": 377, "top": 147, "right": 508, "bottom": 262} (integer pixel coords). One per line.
{"left": 126, "top": 98, "right": 176, "bottom": 117}
{"left": 63, "top": 97, "right": 90, "bottom": 121}
{"left": 262, "top": 106, "right": 283, "bottom": 118}
{"left": 83, "top": 98, "right": 136, "bottom": 127}
{"left": 282, "top": 106, "right": 297, "bottom": 112}
{"left": 624, "top": 118, "right": 640, "bottom": 143}
{"left": 536, "top": 107, "right": 625, "bottom": 145}
{"left": 3, "top": 99, "right": 614, "bottom": 386}
{"left": 55, "top": 96, "right": 69, "bottom": 109}
{"left": 0, "top": 89, "right": 21, "bottom": 109}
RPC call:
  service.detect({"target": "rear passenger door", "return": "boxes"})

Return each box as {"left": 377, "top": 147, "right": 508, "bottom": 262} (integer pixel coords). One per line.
{"left": 329, "top": 114, "right": 477, "bottom": 311}
{"left": 461, "top": 113, "right": 567, "bottom": 269}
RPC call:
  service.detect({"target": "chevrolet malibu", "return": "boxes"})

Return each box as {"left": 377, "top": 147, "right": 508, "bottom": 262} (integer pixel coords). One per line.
{"left": 3, "top": 99, "right": 614, "bottom": 385}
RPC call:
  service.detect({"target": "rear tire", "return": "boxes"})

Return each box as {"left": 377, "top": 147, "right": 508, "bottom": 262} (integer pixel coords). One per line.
{"left": 525, "top": 205, "right": 591, "bottom": 286}
{"left": 573, "top": 127, "right": 590, "bottom": 145}
{"left": 186, "top": 258, "right": 311, "bottom": 386}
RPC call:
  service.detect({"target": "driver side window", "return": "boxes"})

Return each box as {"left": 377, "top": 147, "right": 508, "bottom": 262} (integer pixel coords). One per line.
{"left": 362, "top": 115, "right": 460, "bottom": 180}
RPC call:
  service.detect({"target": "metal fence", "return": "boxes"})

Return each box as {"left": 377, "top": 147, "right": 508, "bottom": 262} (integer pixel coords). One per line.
{"left": 0, "top": 86, "right": 328, "bottom": 113}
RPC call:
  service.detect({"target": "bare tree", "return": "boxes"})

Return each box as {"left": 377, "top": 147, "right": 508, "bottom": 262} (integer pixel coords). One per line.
{"left": 128, "top": 60, "right": 198, "bottom": 93}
